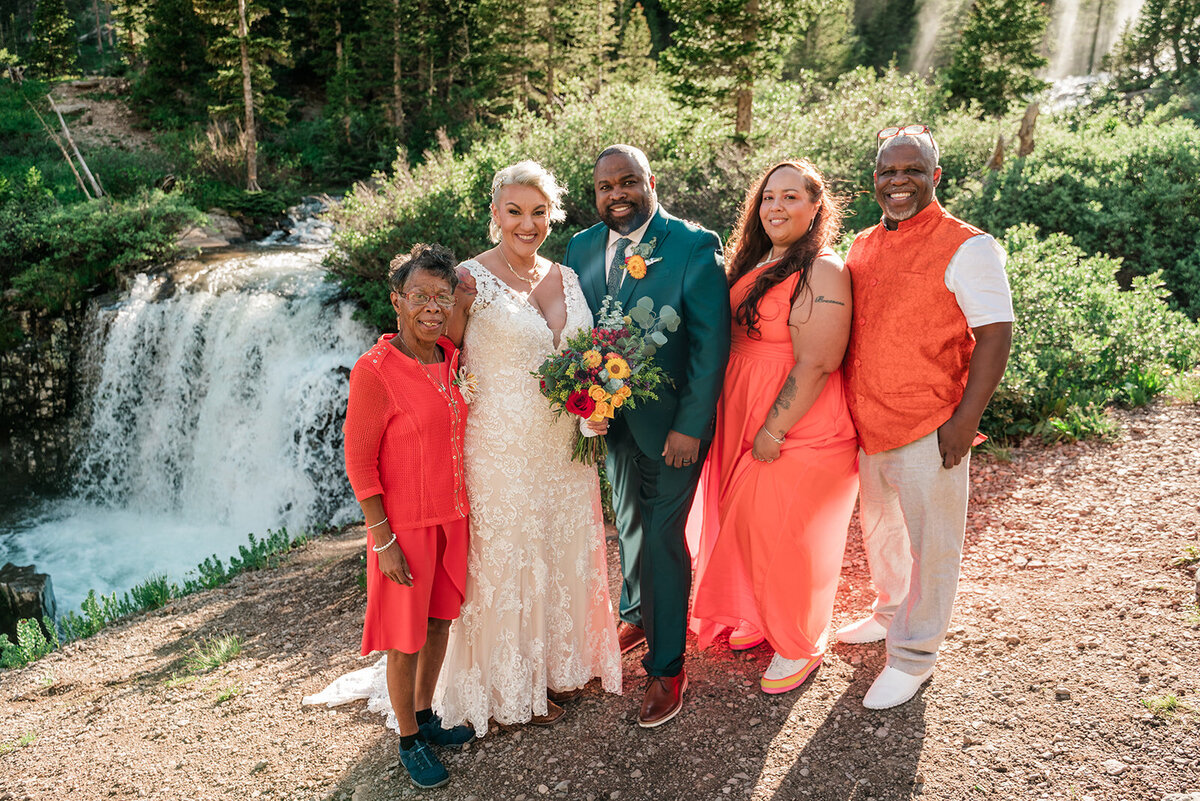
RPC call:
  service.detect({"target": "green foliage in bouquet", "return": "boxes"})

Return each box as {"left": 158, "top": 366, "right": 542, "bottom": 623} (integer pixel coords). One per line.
{"left": 534, "top": 297, "right": 677, "bottom": 464}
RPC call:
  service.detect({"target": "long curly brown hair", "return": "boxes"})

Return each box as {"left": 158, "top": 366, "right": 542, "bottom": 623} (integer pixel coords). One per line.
{"left": 726, "top": 160, "right": 845, "bottom": 339}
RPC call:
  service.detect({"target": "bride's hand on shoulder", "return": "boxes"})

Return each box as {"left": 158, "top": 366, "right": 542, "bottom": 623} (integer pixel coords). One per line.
{"left": 455, "top": 265, "right": 477, "bottom": 301}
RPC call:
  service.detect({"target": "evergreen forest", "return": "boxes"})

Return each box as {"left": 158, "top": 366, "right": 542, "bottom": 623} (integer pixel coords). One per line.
{"left": 3, "top": 0, "right": 1200, "bottom": 440}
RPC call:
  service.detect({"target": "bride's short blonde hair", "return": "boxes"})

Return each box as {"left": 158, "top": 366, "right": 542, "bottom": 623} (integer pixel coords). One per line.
{"left": 489, "top": 160, "right": 567, "bottom": 243}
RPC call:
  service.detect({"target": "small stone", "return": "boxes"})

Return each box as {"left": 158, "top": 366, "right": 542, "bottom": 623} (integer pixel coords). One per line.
{"left": 554, "top": 781, "right": 570, "bottom": 792}
{"left": 537, "top": 785, "right": 550, "bottom": 795}
{"left": 1003, "top": 633, "right": 1021, "bottom": 645}
{"left": 874, "top": 726, "right": 889, "bottom": 739}
{"left": 630, "top": 769, "right": 642, "bottom": 779}
{"left": 1055, "top": 687, "right": 1072, "bottom": 701}
{"left": 748, "top": 718, "right": 762, "bottom": 727}
{"left": 1012, "top": 555, "right": 1029, "bottom": 568}
{"left": 850, "top": 654, "right": 863, "bottom": 666}
{"left": 610, "top": 792, "right": 621, "bottom": 800}
{"left": 1101, "top": 759, "right": 1127, "bottom": 776}
{"left": 249, "top": 761, "right": 268, "bottom": 774}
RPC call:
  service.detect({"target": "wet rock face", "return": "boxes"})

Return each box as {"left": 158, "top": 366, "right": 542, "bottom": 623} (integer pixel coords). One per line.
{"left": 0, "top": 563, "right": 57, "bottom": 642}
{"left": 0, "top": 309, "right": 82, "bottom": 486}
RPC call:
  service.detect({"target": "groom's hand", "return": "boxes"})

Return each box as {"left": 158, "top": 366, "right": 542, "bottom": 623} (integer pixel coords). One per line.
{"left": 662, "top": 430, "right": 700, "bottom": 469}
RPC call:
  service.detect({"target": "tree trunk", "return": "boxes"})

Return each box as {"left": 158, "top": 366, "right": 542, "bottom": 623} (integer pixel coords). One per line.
{"left": 545, "top": 0, "right": 555, "bottom": 117}
{"left": 1017, "top": 102, "right": 1038, "bottom": 157}
{"left": 1086, "top": 0, "right": 1105, "bottom": 73}
{"left": 734, "top": 0, "right": 758, "bottom": 136}
{"left": 595, "top": 0, "right": 603, "bottom": 91}
{"left": 336, "top": 13, "right": 350, "bottom": 144}
{"left": 92, "top": 0, "right": 104, "bottom": 55}
{"left": 238, "top": 0, "right": 260, "bottom": 192}
{"left": 391, "top": 0, "right": 404, "bottom": 128}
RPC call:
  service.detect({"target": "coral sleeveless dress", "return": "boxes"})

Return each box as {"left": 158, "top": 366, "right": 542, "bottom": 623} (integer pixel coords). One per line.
{"left": 689, "top": 258, "right": 859, "bottom": 660}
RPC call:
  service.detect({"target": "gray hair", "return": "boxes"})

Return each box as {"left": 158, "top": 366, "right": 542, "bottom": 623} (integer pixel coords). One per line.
{"left": 387, "top": 243, "right": 458, "bottom": 294}
{"left": 488, "top": 160, "right": 567, "bottom": 243}
{"left": 877, "top": 132, "right": 940, "bottom": 170}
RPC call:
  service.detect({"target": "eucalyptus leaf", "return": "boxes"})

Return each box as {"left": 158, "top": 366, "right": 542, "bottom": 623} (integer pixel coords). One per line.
{"left": 650, "top": 331, "right": 668, "bottom": 346}
{"left": 636, "top": 296, "right": 654, "bottom": 310}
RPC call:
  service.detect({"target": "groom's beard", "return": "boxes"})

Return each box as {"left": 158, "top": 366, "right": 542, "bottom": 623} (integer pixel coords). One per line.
{"left": 600, "top": 197, "right": 655, "bottom": 235}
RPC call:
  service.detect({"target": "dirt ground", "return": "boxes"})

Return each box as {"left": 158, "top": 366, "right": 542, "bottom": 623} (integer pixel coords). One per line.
{"left": 1, "top": 402, "right": 1198, "bottom": 801}
{"left": 46, "top": 78, "right": 157, "bottom": 153}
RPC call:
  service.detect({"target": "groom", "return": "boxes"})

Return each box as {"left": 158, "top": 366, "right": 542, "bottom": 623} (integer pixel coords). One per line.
{"left": 565, "top": 144, "right": 730, "bottom": 727}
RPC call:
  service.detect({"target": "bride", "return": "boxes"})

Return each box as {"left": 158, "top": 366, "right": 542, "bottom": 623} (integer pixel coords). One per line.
{"left": 436, "top": 160, "right": 621, "bottom": 730}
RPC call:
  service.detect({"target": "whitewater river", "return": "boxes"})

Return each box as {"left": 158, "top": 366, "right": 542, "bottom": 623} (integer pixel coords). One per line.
{"left": 0, "top": 215, "right": 374, "bottom": 616}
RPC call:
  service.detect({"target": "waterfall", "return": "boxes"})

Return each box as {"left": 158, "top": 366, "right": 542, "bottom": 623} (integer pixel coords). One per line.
{"left": 1, "top": 224, "right": 376, "bottom": 616}
{"left": 1048, "top": 0, "right": 1147, "bottom": 78}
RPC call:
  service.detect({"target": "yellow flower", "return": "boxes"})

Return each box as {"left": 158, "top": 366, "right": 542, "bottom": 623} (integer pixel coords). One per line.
{"left": 593, "top": 400, "right": 615, "bottom": 419}
{"left": 610, "top": 394, "right": 625, "bottom": 408}
{"left": 616, "top": 385, "right": 632, "bottom": 399}
{"left": 588, "top": 384, "right": 610, "bottom": 402}
{"left": 622, "top": 315, "right": 632, "bottom": 324}
{"left": 581, "top": 349, "right": 602, "bottom": 368}
{"left": 605, "top": 357, "right": 631, "bottom": 380}
{"left": 624, "top": 255, "right": 647, "bottom": 279}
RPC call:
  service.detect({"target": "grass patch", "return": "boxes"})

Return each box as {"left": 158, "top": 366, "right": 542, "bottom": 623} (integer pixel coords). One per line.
{"left": 2, "top": 526, "right": 316, "bottom": 672}
{"left": 163, "top": 673, "right": 198, "bottom": 689}
{"left": 1170, "top": 545, "right": 1200, "bottom": 568}
{"left": 0, "top": 731, "right": 36, "bottom": 755}
{"left": 977, "top": 440, "right": 1013, "bottom": 463}
{"left": 184, "top": 634, "right": 242, "bottom": 674}
{"left": 1166, "top": 370, "right": 1200, "bottom": 403}
{"left": 1141, "top": 694, "right": 1182, "bottom": 717}
{"left": 215, "top": 684, "right": 241, "bottom": 704}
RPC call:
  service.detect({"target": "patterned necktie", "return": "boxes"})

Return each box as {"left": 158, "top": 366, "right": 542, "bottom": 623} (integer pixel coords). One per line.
{"left": 606, "top": 237, "right": 632, "bottom": 297}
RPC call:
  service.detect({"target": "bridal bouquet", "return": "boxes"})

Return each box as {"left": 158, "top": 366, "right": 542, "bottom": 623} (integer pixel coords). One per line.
{"left": 534, "top": 296, "right": 679, "bottom": 465}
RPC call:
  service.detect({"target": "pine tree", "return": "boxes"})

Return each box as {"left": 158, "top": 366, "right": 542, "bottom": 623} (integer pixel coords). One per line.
{"left": 29, "top": 0, "right": 76, "bottom": 77}
{"left": 1107, "top": 0, "right": 1200, "bottom": 88}
{"left": 941, "top": 0, "right": 1049, "bottom": 117}
{"left": 199, "top": 0, "right": 290, "bottom": 190}
{"left": 613, "top": 2, "right": 655, "bottom": 83}
{"left": 782, "top": 0, "right": 855, "bottom": 80}
{"left": 661, "top": 0, "right": 816, "bottom": 135}
{"left": 134, "top": 0, "right": 214, "bottom": 123}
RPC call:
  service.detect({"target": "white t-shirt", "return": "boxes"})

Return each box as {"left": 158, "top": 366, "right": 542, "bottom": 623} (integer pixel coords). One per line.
{"left": 604, "top": 214, "right": 655, "bottom": 289}
{"left": 945, "top": 234, "right": 1015, "bottom": 328}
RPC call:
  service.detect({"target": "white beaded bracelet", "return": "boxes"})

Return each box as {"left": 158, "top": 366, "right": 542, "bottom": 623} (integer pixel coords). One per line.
{"left": 367, "top": 516, "right": 389, "bottom": 529}
{"left": 372, "top": 533, "right": 397, "bottom": 553}
{"left": 761, "top": 426, "right": 785, "bottom": 445}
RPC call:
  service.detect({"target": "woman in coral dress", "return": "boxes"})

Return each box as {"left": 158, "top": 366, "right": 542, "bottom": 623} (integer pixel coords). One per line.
{"left": 690, "top": 160, "right": 859, "bottom": 693}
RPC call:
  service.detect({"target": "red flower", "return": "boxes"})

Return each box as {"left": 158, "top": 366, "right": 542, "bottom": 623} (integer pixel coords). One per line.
{"left": 565, "top": 390, "right": 596, "bottom": 418}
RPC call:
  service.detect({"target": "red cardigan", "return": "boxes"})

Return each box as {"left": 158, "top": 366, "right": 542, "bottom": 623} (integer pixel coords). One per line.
{"left": 343, "top": 334, "right": 469, "bottom": 527}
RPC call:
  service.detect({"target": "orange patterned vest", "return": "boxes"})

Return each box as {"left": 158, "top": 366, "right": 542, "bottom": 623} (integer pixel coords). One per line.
{"left": 843, "top": 201, "right": 983, "bottom": 455}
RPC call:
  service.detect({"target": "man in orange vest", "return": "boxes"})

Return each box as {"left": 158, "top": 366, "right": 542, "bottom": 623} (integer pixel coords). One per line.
{"left": 838, "top": 125, "right": 1014, "bottom": 709}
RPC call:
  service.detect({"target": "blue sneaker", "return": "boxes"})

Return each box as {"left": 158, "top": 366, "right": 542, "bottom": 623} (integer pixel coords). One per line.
{"left": 419, "top": 713, "right": 475, "bottom": 748}
{"left": 398, "top": 739, "right": 449, "bottom": 789}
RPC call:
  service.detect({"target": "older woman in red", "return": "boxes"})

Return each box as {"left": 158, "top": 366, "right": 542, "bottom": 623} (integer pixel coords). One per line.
{"left": 343, "top": 243, "right": 474, "bottom": 789}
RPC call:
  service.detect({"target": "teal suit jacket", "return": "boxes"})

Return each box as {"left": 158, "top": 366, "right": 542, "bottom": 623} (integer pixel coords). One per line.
{"left": 564, "top": 206, "right": 731, "bottom": 457}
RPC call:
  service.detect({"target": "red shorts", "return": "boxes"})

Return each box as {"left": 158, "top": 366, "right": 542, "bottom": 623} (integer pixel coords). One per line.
{"left": 360, "top": 517, "right": 468, "bottom": 655}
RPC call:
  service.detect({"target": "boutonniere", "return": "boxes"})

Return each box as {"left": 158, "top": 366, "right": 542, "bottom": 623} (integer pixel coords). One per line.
{"left": 623, "top": 238, "right": 661, "bottom": 280}
{"left": 452, "top": 367, "right": 479, "bottom": 403}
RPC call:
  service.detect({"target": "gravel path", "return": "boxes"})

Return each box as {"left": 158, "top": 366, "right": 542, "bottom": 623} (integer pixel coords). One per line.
{"left": 1, "top": 402, "right": 1197, "bottom": 801}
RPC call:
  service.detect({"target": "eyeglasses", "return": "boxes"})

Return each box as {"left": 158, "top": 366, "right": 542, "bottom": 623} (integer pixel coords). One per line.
{"left": 878, "top": 124, "right": 931, "bottom": 141}
{"left": 399, "top": 291, "right": 455, "bottom": 309}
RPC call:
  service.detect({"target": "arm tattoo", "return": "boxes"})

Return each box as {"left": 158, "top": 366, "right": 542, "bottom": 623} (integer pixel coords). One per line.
{"left": 769, "top": 375, "right": 798, "bottom": 419}
{"left": 814, "top": 295, "right": 845, "bottom": 306}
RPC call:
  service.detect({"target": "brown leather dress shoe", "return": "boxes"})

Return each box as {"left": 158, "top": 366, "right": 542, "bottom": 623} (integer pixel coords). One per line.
{"left": 529, "top": 699, "right": 566, "bottom": 727}
{"left": 637, "top": 671, "right": 688, "bottom": 728}
{"left": 617, "top": 622, "right": 646, "bottom": 654}
{"left": 547, "top": 686, "right": 583, "bottom": 704}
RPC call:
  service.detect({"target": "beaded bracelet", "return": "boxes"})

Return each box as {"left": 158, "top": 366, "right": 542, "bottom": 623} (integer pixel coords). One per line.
{"left": 372, "top": 533, "right": 397, "bottom": 553}
{"left": 761, "top": 426, "right": 785, "bottom": 445}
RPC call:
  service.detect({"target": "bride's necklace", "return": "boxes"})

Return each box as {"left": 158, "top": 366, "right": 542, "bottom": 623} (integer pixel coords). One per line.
{"left": 499, "top": 244, "right": 544, "bottom": 288}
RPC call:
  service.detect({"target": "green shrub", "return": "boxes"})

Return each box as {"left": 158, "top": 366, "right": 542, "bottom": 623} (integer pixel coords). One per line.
{"left": 0, "top": 186, "right": 200, "bottom": 314}
{"left": 953, "top": 112, "right": 1200, "bottom": 319}
{"left": 985, "top": 225, "right": 1200, "bottom": 441}
{"left": 0, "top": 617, "right": 58, "bottom": 668}
{"left": 326, "top": 69, "right": 984, "bottom": 329}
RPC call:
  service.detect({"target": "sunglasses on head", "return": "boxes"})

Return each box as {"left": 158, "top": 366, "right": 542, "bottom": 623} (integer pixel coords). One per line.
{"left": 878, "top": 124, "right": 931, "bottom": 142}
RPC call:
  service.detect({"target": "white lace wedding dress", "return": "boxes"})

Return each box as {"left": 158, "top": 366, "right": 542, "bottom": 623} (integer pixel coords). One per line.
{"left": 432, "top": 260, "right": 621, "bottom": 732}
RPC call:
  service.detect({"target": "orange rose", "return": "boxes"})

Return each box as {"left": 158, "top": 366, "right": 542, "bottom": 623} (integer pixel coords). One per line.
{"left": 616, "top": 385, "right": 632, "bottom": 399}
{"left": 591, "top": 400, "right": 614, "bottom": 420}
{"left": 624, "top": 255, "right": 647, "bottom": 279}
{"left": 610, "top": 394, "right": 625, "bottom": 408}
{"left": 588, "top": 384, "right": 610, "bottom": 401}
